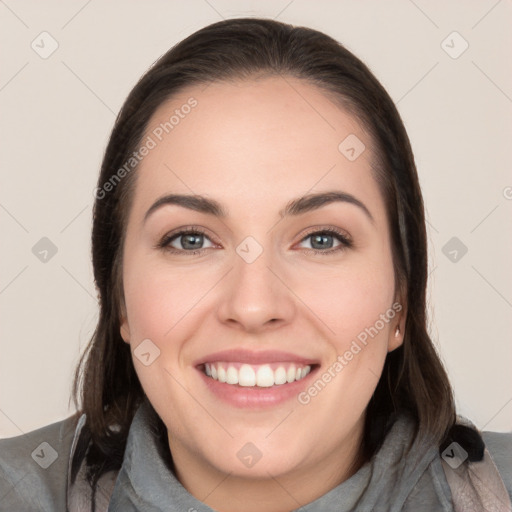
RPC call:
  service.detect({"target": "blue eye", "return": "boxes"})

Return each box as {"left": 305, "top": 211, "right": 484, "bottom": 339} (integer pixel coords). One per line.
{"left": 298, "top": 229, "right": 352, "bottom": 255}
{"left": 158, "top": 228, "right": 214, "bottom": 255}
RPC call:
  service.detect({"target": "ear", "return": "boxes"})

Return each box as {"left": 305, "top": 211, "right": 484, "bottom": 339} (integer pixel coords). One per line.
{"left": 119, "top": 300, "right": 131, "bottom": 344}
{"left": 387, "top": 289, "right": 407, "bottom": 353}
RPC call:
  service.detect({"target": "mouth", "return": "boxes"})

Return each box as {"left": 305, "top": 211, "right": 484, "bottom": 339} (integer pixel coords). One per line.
{"left": 194, "top": 349, "right": 320, "bottom": 408}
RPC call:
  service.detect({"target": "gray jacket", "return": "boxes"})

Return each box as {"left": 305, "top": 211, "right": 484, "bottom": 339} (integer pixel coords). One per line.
{"left": 1, "top": 398, "right": 511, "bottom": 511}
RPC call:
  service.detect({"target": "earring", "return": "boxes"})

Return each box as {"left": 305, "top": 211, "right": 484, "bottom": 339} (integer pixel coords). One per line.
{"left": 395, "top": 325, "right": 401, "bottom": 338}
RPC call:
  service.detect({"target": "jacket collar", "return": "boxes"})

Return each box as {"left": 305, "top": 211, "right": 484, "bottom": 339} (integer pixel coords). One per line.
{"left": 65, "top": 401, "right": 489, "bottom": 512}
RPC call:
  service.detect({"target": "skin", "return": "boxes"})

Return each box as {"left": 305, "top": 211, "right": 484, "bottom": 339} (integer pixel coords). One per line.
{"left": 119, "top": 76, "right": 406, "bottom": 512}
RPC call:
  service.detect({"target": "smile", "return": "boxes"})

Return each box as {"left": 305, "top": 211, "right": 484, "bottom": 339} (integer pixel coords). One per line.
{"left": 195, "top": 349, "right": 320, "bottom": 408}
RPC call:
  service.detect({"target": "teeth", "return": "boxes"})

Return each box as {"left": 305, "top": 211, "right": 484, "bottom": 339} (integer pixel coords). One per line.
{"left": 203, "top": 362, "right": 312, "bottom": 387}
{"left": 226, "top": 366, "right": 239, "bottom": 385}
{"left": 217, "top": 365, "right": 227, "bottom": 383}
{"left": 239, "top": 364, "right": 256, "bottom": 387}
{"left": 274, "top": 366, "right": 287, "bottom": 385}
{"left": 256, "top": 365, "right": 274, "bottom": 387}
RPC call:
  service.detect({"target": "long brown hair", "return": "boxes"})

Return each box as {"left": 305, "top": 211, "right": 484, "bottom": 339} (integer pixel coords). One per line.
{"left": 72, "top": 17, "right": 456, "bottom": 487}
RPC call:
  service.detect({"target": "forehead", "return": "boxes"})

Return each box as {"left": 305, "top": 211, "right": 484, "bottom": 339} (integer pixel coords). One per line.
{"left": 133, "top": 76, "right": 384, "bottom": 220}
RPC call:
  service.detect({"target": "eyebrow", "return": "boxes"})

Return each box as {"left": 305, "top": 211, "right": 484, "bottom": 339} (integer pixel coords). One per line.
{"left": 143, "top": 191, "right": 374, "bottom": 224}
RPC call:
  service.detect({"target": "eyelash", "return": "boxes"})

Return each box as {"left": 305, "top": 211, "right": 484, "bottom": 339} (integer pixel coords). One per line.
{"left": 155, "top": 226, "right": 353, "bottom": 256}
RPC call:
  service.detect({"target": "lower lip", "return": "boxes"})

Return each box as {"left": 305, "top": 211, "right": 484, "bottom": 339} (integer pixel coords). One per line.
{"left": 197, "top": 367, "right": 318, "bottom": 409}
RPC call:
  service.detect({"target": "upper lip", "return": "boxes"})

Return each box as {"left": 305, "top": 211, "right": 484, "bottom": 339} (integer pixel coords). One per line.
{"left": 194, "top": 349, "right": 320, "bottom": 366}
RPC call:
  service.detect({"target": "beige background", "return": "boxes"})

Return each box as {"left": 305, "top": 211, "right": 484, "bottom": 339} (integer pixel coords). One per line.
{"left": 1, "top": 0, "right": 511, "bottom": 438}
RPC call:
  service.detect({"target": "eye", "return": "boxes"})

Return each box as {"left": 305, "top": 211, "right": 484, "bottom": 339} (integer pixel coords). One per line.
{"left": 157, "top": 227, "right": 215, "bottom": 255}
{"left": 156, "top": 226, "right": 353, "bottom": 256}
{"left": 297, "top": 228, "right": 352, "bottom": 255}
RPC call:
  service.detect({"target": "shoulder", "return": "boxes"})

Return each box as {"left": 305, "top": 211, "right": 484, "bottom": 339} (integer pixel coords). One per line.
{"left": 0, "top": 414, "right": 80, "bottom": 512}
{"left": 482, "top": 429, "right": 512, "bottom": 497}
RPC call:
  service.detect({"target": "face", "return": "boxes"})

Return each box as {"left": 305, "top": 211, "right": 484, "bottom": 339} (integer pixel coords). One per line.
{"left": 119, "top": 76, "right": 405, "bottom": 487}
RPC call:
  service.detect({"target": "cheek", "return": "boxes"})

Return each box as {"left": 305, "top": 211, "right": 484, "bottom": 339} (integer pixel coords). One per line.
{"left": 295, "top": 255, "right": 396, "bottom": 346}
{"left": 122, "top": 257, "right": 200, "bottom": 418}
{"left": 123, "top": 258, "right": 202, "bottom": 342}
{"left": 298, "top": 251, "right": 397, "bottom": 407}
{"left": 295, "top": 266, "right": 396, "bottom": 437}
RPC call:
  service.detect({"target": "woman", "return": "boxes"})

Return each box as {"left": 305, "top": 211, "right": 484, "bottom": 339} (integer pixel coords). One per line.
{"left": 1, "top": 17, "right": 511, "bottom": 512}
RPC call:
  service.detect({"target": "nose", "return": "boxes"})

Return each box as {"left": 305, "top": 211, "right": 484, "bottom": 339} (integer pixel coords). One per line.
{"left": 216, "top": 240, "right": 296, "bottom": 333}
